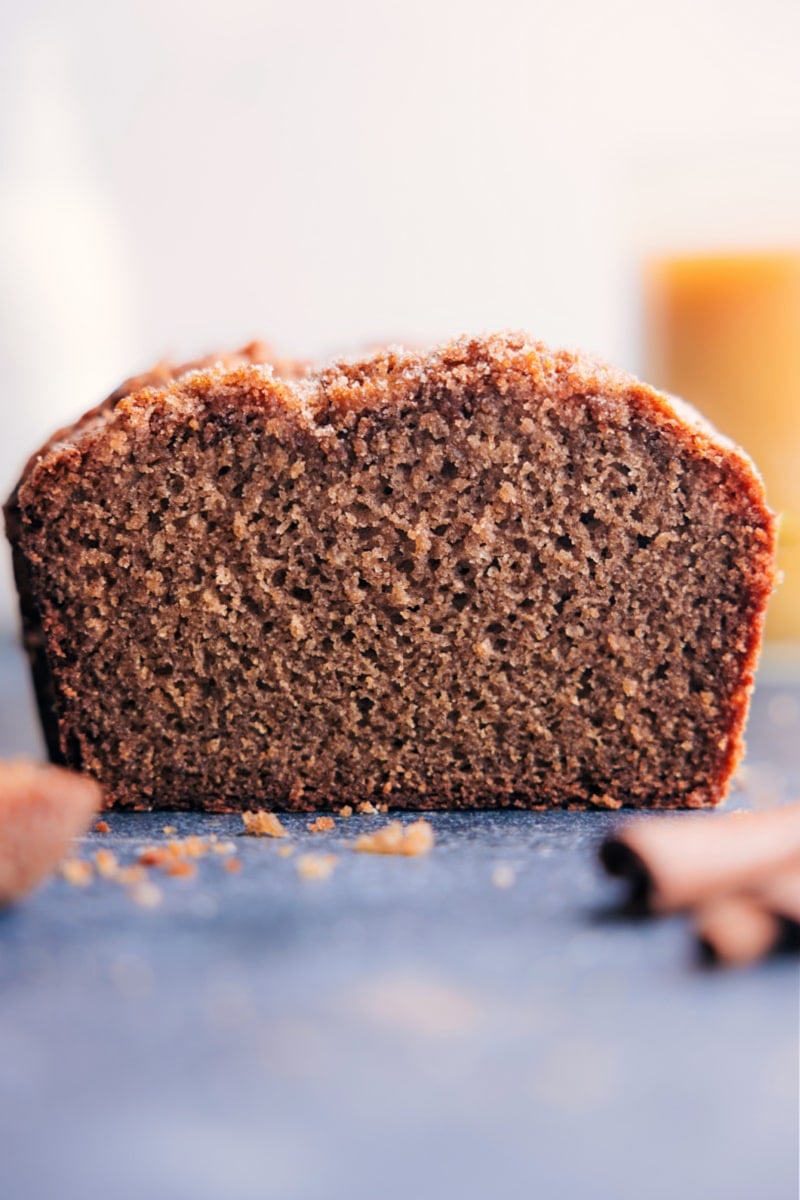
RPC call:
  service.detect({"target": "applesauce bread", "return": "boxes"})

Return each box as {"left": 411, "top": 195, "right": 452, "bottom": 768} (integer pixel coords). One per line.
{"left": 4, "top": 333, "right": 776, "bottom": 810}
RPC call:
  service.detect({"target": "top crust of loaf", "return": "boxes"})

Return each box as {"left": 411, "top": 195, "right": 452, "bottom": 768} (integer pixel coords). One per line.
{"left": 10, "top": 332, "right": 771, "bottom": 520}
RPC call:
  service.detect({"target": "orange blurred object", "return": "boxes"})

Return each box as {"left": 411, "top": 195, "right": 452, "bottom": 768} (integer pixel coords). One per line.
{"left": 644, "top": 251, "right": 800, "bottom": 642}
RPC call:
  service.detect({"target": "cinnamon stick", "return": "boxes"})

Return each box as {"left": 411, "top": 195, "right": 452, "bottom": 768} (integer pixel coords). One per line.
{"left": 694, "top": 895, "right": 782, "bottom": 966}
{"left": 600, "top": 801, "right": 800, "bottom": 914}
{"left": 0, "top": 760, "right": 102, "bottom": 905}
{"left": 694, "top": 865, "right": 800, "bottom": 966}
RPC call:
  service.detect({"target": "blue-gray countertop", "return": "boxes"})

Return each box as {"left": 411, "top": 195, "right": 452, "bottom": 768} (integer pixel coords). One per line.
{"left": 0, "top": 637, "right": 797, "bottom": 1200}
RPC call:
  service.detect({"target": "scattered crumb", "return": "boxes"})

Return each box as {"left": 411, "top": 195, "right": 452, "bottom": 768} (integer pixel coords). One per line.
{"left": 162, "top": 824, "right": 178, "bottom": 835}
{"left": 138, "top": 838, "right": 216, "bottom": 876}
{"left": 94, "top": 820, "right": 111, "bottom": 834}
{"left": 64, "top": 826, "right": 254, "bottom": 894}
{"left": 130, "top": 881, "right": 162, "bottom": 908}
{"left": 242, "top": 810, "right": 288, "bottom": 838}
{"left": 277, "top": 845, "right": 294, "bottom": 858}
{"left": 180, "top": 836, "right": 210, "bottom": 858}
{"left": 354, "top": 819, "right": 435, "bottom": 857}
{"left": 61, "top": 858, "right": 93, "bottom": 886}
{"left": 211, "top": 841, "right": 237, "bottom": 856}
{"left": 491, "top": 864, "right": 516, "bottom": 890}
{"left": 338, "top": 805, "right": 353, "bottom": 818}
{"left": 164, "top": 860, "right": 197, "bottom": 879}
{"left": 94, "top": 849, "right": 119, "bottom": 879}
{"left": 296, "top": 852, "right": 338, "bottom": 881}
{"left": 357, "top": 801, "right": 378, "bottom": 815}
{"left": 138, "top": 846, "right": 171, "bottom": 867}
{"left": 377, "top": 802, "right": 390, "bottom": 814}
{"left": 115, "top": 865, "right": 146, "bottom": 886}
{"left": 307, "top": 815, "right": 335, "bottom": 833}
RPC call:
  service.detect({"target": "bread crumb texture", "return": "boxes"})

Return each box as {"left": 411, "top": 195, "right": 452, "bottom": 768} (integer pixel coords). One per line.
{"left": 307, "top": 815, "right": 335, "bottom": 833}
{"left": 242, "top": 810, "right": 288, "bottom": 837}
{"left": 94, "top": 848, "right": 118, "bottom": 878}
{"left": 296, "top": 852, "right": 339, "bottom": 880}
{"left": 60, "top": 858, "right": 93, "bottom": 887}
{"left": 6, "top": 332, "right": 777, "bottom": 811}
{"left": 354, "top": 819, "right": 435, "bottom": 856}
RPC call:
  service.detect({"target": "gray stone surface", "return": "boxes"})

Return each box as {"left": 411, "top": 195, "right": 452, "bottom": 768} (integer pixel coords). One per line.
{"left": 0, "top": 636, "right": 797, "bottom": 1200}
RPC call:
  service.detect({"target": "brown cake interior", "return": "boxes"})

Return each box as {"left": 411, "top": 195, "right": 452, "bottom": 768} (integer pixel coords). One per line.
{"left": 8, "top": 336, "right": 775, "bottom": 810}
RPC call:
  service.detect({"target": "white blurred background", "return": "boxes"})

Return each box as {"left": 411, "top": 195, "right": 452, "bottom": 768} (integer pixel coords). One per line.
{"left": 1, "top": 0, "right": 799, "bottom": 628}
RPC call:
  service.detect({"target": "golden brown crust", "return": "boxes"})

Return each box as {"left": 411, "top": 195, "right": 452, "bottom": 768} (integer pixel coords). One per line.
{"left": 12, "top": 340, "right": 309, "bottom": 488}
{"left": 13, "top": 331, "right": 773, "bottom": 532}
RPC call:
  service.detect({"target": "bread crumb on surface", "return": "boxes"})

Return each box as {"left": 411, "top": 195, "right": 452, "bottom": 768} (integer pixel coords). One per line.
{"left": 211, "top": 840, "right": 237, "bottom": 856}
{"left": 60, "top": 858, "right": 93, "bottom": 886}
{"left": 180, "top": 835, "right": 209, "bottom": 858}
{"left": 94, "top": 820, "right": 111, "bottom": 834}
{"left": 115, "top": 865, "right": 146, "bottom": 886}
{"left": 94, "top": 849, "right": 118, "bottom": 879}
{"left": 130, "top": 881, "right": 162, "bottom": 908}
{"left": 224, "top": 857, "right": 242, "bottom": 873}
{"left": 296, "top": 852, "right": 338, "bottom": 880}
{"left": 242, "top": 810, "right": 288, "bottom": 838}
{"left": 491, "top": 864, "right": 516, "bottom": 890}
{"left": 354, "top": 819, "right": 435, "bottom": 857}
{"left": 162, "top": 824, "right": 177, "bottom": 835}
{"left": 138, "top": 846, "right": 171, "bottom": 867}
{"left": 338, "top": 805, "right": 353, "bottom": 818}
{"left": 164, "top": 859, "right": 197, "bottom": 879}
{"left": 138, "top": 838, "right": 215, "bottom": 873}
{"left": 357, "top": 801, "right": 378, "bottom": 815}
{"left": 307, "top": 815, "right": 335, "bottom": 833}
{"left": 277, "top": 844, "right": 294, "bottom": 858}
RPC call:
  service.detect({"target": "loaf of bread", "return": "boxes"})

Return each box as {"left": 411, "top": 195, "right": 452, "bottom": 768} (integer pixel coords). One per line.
{"left": 5, "top": 333, "right": 776, "bottom": 811}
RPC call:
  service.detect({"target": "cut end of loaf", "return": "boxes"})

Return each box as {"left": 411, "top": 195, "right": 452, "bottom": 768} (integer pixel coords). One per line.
{"left": 5, "top": 333, "right": 777, "bottom": 811}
